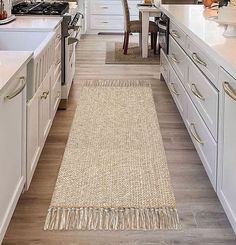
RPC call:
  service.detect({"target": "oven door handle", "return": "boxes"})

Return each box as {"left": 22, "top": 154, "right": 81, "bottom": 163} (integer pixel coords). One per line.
{"left": 68, "top": 37, "right": 78, "bottom": 45}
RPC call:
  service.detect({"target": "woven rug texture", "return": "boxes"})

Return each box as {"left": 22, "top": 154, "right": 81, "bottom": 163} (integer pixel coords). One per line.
{"left": 44, "top": 80, "right": 180, "bottom": 231}
{"left": 105, "top": 42, "right": 160, "bottom": 64}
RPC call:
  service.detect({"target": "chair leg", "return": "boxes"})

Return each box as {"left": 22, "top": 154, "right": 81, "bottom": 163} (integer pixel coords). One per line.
{"left": 123, "top": 32, "right": 129, "bottom": 55}
{"left": 153, "top": 33, "right": 157, "bottom": 55}
{"left": 151, "top": 33, "right": 154, "bottom": 49}
{"left": 123, "top": 32, "right": 126, "bottom": 49}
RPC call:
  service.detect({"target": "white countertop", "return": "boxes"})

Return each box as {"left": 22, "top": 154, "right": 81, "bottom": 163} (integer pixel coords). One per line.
{"left": 0, "top": 16, "right": 62, "bottom": 32}
{"left": 161, "top": 4, "right": 236, "bottom": 79}
{"left": 0, "top": 51, "right": 33, "bottom": 92}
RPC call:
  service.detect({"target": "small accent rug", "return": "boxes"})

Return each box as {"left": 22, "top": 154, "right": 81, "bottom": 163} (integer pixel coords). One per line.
{"left": 44, "top": 80, "right": 180, "bottom": 231}
{"left": 105, "top": 42, "right": 160, "bottom": 64}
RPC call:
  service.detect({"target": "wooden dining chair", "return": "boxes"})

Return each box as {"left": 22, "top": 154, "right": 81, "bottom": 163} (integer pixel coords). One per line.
{"left": 121, "top": 0, "right": 159, "bottom": 55}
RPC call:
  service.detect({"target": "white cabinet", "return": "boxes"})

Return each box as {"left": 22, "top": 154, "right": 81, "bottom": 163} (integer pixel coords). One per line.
{"left": 27, "top": 86, "right": 41, "bottom": 187}
{"left": 218, "top": 68, "right": 236, "bottom": 233}
{"left": 87, "top": 0, "right": 140, "bottom": 33}
{"left": 26, "top": 32, "right": 61, "bottom": 189}
{"left": 0, "top": 67, "right": 27, "bottom": 243}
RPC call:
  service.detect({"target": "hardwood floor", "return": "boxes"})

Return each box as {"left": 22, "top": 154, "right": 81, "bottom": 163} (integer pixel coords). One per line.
{"left": 3, "top": 35, "right": 236, "bottom": 244}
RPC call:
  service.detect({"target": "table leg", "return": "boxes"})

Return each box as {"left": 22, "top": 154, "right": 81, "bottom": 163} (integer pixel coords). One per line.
{"left": 142, "top": 11, "right": 149, "bottom": 58}
{"left": 139, "top": 33, "right": 142, "bottom": 48}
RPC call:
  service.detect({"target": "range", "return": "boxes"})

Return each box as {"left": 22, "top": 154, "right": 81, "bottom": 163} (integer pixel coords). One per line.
{"left": 12, "top": 1, "right": 69, "bottom": 15}
{"left": 12, "top": 1, "right": 83, "bottom": 108}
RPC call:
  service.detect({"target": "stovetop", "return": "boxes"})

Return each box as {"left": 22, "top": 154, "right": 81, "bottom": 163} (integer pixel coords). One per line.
{"left": 12, "top": 1, "right": 69, "bottom": 16}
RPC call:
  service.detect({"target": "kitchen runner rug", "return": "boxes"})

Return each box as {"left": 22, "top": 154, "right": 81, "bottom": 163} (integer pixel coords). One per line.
{"left": 105, "top": 42, "right": 160, "bottom": 64}
{"left": 44, "top": 80, "right": 180, "bottom": 231}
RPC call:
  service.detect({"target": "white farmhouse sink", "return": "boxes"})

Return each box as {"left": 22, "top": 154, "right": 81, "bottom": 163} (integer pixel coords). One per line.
{"left": 0, "top": 31, "right": 56, "bottom": 99}
{"left": 0, "top": 31, "right": 55, "bottom": 56}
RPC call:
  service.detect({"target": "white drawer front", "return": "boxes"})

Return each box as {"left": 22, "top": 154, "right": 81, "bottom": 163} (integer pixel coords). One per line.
{"left": 186, "top": 95, "right": 217, "bottom": 189}
{"left": 91, "top": 0, "right": 139, "bottom": 16}
{"left": 168, "top": 36, "right": 187, "bottom": 83}
{"left": 186, "top": 37, "right": 219, "bottom": 87}
{"left": 90, "top": 15, "right": 124, "bottom": 30}
{"left": 160, "top": 49, "right": 170, "bottom": 82}
{"left": 168, "top": 66, "right": 187, "bottom": 119}
{"left": 170, "top": 21, "right": 186, "bottom": 50}
{"left": 187, "top": 58, "right": 219, "bottom": 140}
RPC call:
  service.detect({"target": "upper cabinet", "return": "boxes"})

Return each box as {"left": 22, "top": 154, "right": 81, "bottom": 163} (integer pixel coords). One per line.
{"left": 218, "top": 68, "right": 236, "bottom": 233}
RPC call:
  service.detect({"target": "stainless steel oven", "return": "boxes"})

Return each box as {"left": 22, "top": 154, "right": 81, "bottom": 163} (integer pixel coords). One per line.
{"left": 158, "top": 13, "right": 170, "bottom": 54}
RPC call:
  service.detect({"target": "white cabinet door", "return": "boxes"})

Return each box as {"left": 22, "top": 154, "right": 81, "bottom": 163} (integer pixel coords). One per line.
{"left": 39, "top": 71, "right": 52, "bottom": 146}
{"left": 218, "top": 68, "right": 236, "bottom": 234}
{"left": 27, "top": 86, "right": 41, "bottom": 189}
{"left": 0, "top": 68, "right": 27, "bottom": 243}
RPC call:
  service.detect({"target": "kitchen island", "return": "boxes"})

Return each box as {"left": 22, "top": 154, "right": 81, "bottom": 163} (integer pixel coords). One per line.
{"left": 160, "top": 4, "right": 236, "bottom": 79}
{"left": 160, "top": 4, "right": 236, "bottom": 234}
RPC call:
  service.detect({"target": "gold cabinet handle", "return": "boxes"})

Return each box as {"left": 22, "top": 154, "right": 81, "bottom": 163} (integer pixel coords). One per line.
{"left": 56, "top": 59, "right": 61, "bottom": 65}
{"left": 5, "top": 77, "right": 26, "bottom": 100}
{"left": 192, "top": 53, "right": 207, "bottom": 67}
{"left": 189, "top": 123, "right": 204, "bottom": 145}
{"left": 169, "top": 83, "right": 179, "bottom": 95}
{"left": 169, "top": 53, "right": 179, "bottom": 63}
{"left": 191, "top": 83, "right": 205, "bottom": 101}
{"left": 41, "top": 91, "right": 49, "bottom": 99}
{"left": 171, "top": 30, "right": 180, "bottom": 38}
{"left": 223, "top": 82, "right": 236, "bottom": 101}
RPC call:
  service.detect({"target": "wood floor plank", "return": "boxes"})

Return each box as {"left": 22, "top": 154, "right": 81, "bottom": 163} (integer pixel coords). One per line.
{"left": 2, "top": 34, "right": 236, "bottom": 244}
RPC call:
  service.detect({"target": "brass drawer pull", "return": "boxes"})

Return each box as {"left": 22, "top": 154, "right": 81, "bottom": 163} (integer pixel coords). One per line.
{"left": 189, "top": 123, "right": 204, "bottom": 145}
{"left": 5, "top": 77, "right": 26, "bottom": 100}
{"left": 223, "top": 81, "right": 236, "bottom": 101}
{"left": 169, "top": 83, "right": 179, "bottom": 95}
{"left": 56, "top": 59, "right": 61, "bottom": 65}
{"left": 191, "top": 83, "right": 205, "bottom": 101}
{"left": 171, "top": 30, "right": 180, "bottom": 38}
{"left": 41, "top": 91, "right": 49, "bottom": 99}
{"left": 169, "top": 53, "right": 179, "bottom": 63}
{"left": 192, "top": 53, "right": 207, "bottom": 67}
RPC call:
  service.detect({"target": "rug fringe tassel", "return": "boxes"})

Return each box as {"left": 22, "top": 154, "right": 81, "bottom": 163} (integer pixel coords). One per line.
{"left": 44, "top": 207, "right": 180, "bottom": 231}
{"left": 78, "top": 80, "right": 151, "bottom": 87}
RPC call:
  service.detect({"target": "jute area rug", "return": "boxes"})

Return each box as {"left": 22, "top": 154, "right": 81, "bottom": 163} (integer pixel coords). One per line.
{"left": 105, "top": 42, "right": 160, "bottom": 64}
{"left": 44, "top": 80, "right": 180, "bottom": 231}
